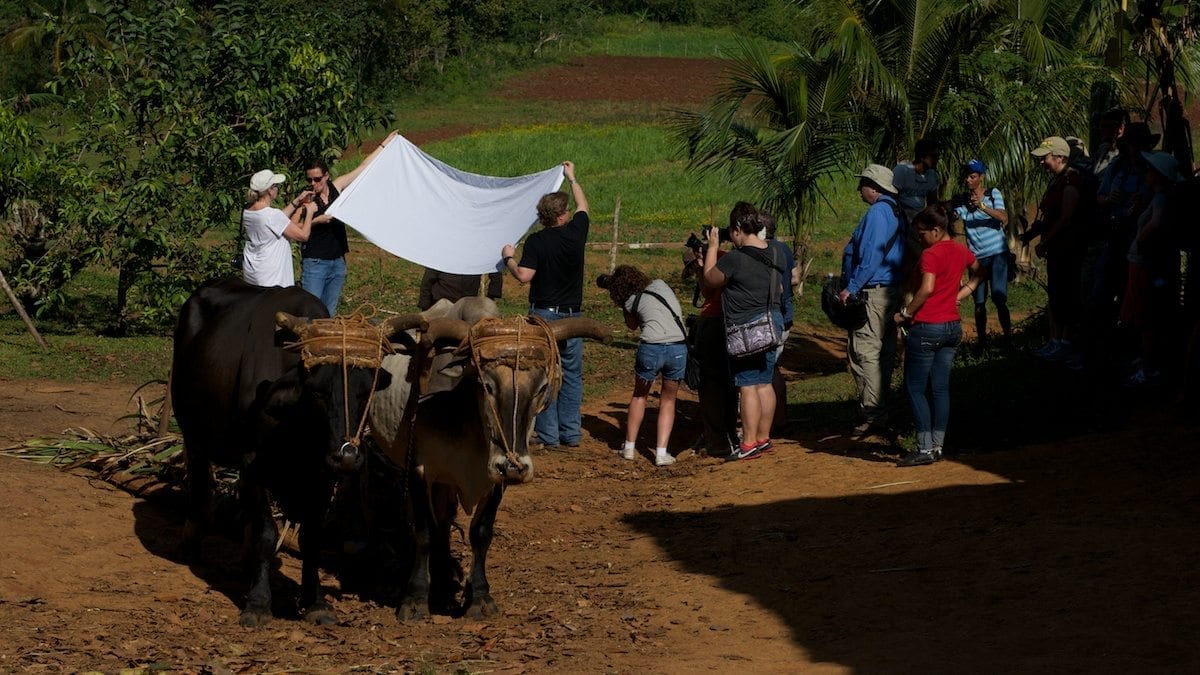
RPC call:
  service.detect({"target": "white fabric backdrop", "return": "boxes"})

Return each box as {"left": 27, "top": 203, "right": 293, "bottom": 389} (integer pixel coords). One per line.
{"left": 326, "top": 135, "right": 564, "bottom": 274}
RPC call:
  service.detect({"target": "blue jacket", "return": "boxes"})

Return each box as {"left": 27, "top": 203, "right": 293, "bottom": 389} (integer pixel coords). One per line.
{"left": 841, "top": 194, "right": 904, "bottom": 294}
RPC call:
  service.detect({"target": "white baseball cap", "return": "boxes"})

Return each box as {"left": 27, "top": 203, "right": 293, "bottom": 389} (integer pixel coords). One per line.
{"left": 249, "top": 169, "right": 286, "bottom": 192}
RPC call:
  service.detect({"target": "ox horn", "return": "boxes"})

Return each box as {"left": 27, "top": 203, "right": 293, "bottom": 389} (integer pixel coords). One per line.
{"left": 380, "top": 313, "right": 428, "bottom": 340}
{"left": 421, "top": 317, "right": 470, "bottom": 348}
{"left": 549, "top": 317, "right": 613, "bottom": 343}
{"left": 275, "top": 311, "right": 312, "bottom": 334}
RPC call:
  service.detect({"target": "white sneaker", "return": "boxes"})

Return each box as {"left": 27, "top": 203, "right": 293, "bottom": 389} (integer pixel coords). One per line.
{"left": 654, "top": 454, "right": 676, "bottom": 466}
{"left": 621, "top": 446, "right": 636, "bottom": 461}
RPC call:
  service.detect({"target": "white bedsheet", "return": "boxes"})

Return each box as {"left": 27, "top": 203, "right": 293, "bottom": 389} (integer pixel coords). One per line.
{"left": 326, "top": 134, "right": 565, "bottom": 274}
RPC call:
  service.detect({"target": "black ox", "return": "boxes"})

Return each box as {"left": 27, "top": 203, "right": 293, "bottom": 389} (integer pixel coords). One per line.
{"left": 171, "top": 278, "right": 421, "bottom": 627}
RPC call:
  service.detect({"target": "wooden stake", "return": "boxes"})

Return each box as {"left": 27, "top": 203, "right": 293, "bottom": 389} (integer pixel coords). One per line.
{"left": 609, "top": 196, "right": 621, "bottom": 273}
{"left": 157, "top": 368, "right": 173, "bottom": 438}
{"left": 0, "top": 270, "right": 47, "bottom": 350}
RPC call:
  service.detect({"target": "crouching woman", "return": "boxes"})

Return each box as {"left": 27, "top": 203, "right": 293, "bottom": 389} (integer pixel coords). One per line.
{"left": 894, "top": 204, "right": 982, "bottom": 466}
{"left": 599, "top": 265, "right": 688, "bottom": 466}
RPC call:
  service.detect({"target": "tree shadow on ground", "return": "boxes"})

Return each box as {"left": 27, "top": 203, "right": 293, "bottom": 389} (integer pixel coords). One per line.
{"left": 626, "top": 320, "right": 1200, "bottom": 670}
{"left": 624, "top": 417, "right": 1200, "bottom": 671}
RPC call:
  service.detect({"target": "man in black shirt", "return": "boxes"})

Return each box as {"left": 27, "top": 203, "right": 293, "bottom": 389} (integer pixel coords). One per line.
{"left": 500, "top": 161, "right": 589, "bottom": 448}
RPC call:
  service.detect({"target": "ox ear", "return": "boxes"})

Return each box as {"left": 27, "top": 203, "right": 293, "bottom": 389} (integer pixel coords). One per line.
{"left": 435, "top": 355, "right": 472, "bottom": 381}
{"left": 259, "top": 371, "right": 303, "bottom": 420}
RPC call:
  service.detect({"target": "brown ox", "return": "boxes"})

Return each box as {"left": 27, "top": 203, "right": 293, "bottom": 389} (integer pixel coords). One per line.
{"left": 371, "top": 313, "right": 610, "bottom": 620}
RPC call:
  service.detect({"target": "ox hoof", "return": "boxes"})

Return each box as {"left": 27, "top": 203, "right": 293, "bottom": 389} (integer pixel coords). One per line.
{"left": 239, "top": 606, "right": 272, "bottom": 628}
{"left": 465, "top": 595, "right": 499, "bottom": 619}
{"left": 303, "top": 602, "right": 338, "bottom": 626}
{"left": 396, "top": 599, "right": 429, "bottom": 623}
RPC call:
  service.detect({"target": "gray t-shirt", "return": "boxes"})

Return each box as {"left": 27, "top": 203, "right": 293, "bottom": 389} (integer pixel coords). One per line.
{"left": 715, "top": 241, "right": 787, "bottom": 324}
{"left": 624, "top": 279, "right": 686, "bottom": 344}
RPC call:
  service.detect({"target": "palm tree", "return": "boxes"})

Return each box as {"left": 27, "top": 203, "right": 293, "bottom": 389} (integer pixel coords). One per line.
{"left": 2, "top": 0, "right": 107, "bottom": 74}
{"left": 671, "top": 40, "right": 865, "bottom": 290}
{"left": 676, "top": 0, "right": 1124, "bottom": 263}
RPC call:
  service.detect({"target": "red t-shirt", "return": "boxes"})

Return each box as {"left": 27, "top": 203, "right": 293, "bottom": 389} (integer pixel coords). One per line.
{"left": 914, "top": 240, "right": 975, "bottom": 324}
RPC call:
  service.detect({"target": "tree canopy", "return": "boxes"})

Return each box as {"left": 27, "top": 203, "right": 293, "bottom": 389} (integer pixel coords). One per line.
{"left": 674, "top": 0, "right": 1199, "bottom": 269}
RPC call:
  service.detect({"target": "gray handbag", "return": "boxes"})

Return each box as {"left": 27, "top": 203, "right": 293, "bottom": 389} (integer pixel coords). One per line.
{"left": 723, "top": 244, "right": 783, "bottom": 359}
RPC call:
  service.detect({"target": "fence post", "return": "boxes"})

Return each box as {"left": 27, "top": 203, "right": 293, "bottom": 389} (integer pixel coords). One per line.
{"left": 610, "top": 196, "right": 621, "bottom": 273}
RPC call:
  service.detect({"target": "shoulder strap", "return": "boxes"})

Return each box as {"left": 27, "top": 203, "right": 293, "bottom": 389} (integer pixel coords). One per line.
{"left": 738, "top": 245, "right": 787, "bottom": 276}
{"left": 639, "top": 289, "right": 687, "bottom": 338}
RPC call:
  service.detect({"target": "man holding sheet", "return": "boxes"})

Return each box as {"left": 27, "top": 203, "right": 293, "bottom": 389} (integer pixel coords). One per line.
{"left": 501, "top": 161, "right": 589, "bottom": 448}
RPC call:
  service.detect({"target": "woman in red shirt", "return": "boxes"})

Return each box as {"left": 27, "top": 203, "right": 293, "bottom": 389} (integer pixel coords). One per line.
{"left": 893, "top": 204, "right": 983, "bottom": 466}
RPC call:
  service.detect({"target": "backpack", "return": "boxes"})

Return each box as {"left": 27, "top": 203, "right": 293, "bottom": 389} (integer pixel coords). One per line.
{"left": 821, "top": 276, "right": 868, "bottom": 330}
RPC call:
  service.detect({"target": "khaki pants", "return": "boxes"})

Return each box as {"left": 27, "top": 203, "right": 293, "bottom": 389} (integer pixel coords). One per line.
{"left": 848, "top": 286, "right": 900, "bottom": 422}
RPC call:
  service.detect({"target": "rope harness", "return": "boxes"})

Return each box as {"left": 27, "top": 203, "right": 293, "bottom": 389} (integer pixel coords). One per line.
{"left": 282, "top": 310, "right": 394, "bottom": 455}
{"left": 466, "top": 315, "right": 561, "bottom": 470}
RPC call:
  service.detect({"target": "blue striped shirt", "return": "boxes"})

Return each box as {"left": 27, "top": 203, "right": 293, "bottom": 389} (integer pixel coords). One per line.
{"left": 956, "top": 188, "right": 1007, "bottom": 257}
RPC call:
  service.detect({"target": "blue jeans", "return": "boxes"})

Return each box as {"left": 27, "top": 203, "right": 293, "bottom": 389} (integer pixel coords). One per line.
{"left": 904, "top": 321, "right": 962, "bottom": 453}
{"left": 301, "top": 256, "right": 346, "bottom": 316}
{"left": 530, "top": 307, "right": 583, "bottom": 446}
{"left": 973, "top": 254, "right": 1012, "bottom": 338}
{"left": 635, "top": 342, "right": 687, "bottom": 383}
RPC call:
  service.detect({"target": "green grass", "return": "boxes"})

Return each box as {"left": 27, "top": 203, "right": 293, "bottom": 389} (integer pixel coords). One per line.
{"left": 585, "top": 16, "right": 778, "bottom": 58}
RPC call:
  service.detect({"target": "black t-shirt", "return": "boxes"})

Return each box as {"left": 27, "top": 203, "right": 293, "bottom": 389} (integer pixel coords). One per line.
{"left": 417, "top": 268, "right": 504, "bottom": 310}
{"left": 520, "top": 211, "right": 589, "bottom": 307}
{"left": 301, "top": 183, "right": 350, "bottom": 260}
{"left": 715, "top": 240, "right": 788, "bottom": 324}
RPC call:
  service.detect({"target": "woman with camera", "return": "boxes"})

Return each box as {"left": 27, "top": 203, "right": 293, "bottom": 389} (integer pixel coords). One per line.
{"left": 599, "top": 265, "right": 687, "bottom": 466}
{"left": 954, "top": 159, "right": 1011, "bottom": 351}
{"left": 703, "top": 202, "right": 789, "bottom": 462}
{"left": 241, "top": 169, "right": 314, "bottom": 288}
{"left": 893, "top": 204, "right": 982, "bottom": 466}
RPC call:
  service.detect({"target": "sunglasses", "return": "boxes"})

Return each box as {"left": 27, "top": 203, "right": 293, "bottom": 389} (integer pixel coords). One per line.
{"left": 306, "top": 175, "right": 326, "bottom": 183}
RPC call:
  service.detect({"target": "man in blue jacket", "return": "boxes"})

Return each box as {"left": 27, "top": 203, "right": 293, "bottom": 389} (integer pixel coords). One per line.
{"left": 839, "top": 164, "right": 906, "bottom": 436}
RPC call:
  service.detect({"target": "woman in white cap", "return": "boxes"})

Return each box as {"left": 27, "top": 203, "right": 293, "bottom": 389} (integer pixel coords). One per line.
{"left": 1119, "top": 151, "right": 1181, "bottom": 387}
{"left": 242, "top": 169, "right": 313, "bottom": 288}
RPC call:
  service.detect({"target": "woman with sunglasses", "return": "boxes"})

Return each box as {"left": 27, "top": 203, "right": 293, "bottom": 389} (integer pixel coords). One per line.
{"left": 297, "top": 130, "right": 398, "bottom": 315}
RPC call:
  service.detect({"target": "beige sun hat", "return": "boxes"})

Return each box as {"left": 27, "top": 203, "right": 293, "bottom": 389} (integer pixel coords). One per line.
{"left": 856, "top": 164, "right": 897, "bottom": 194}
{"left": 1030, "top": 136, "right": 1070, "bottom": 158}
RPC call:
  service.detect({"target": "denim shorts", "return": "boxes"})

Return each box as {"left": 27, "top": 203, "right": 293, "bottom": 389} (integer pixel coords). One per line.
{"left": 635, "top": 341, "right": 687, "bottom": 383}
{"left": 730, "top": 347, "right": 778, "bottom": 387}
